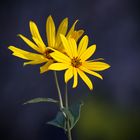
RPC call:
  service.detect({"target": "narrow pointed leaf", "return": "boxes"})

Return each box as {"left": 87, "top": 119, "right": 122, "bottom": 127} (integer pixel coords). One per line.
{"left": 23, "top": 98, "right": 59, "bottom": 105}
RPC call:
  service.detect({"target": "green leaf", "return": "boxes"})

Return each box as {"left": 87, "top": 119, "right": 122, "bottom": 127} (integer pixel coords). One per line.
{"left": 47, "top": 111, "right": 67, "bottom": 131}
{"left": 23, "top": 98, "right": 59, "bottom": 105}
{"left": 47, "top": 101, "right": 83, "bottom": 131}
{"left": 69, "top": 101, "right": 84, "bottom": 129}
{"left": 62, "top": 108, "right": 75, "bottom": 129}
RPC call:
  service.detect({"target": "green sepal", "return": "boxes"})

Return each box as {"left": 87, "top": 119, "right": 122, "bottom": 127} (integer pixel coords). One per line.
{"left": 23, "top": 97, "right": 59, "bottom": 105}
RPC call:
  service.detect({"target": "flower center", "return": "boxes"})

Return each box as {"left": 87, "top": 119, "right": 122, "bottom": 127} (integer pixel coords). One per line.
{"left": 44, "top": 49, "right": 53, "bottom": 59}
{"left": 71, "top": 57, "right": 82, "bottom": 68}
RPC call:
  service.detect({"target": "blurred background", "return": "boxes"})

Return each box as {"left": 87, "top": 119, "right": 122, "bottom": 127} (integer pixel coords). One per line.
{"left": 0, "top": 0, "right": 140, "bottom": 139}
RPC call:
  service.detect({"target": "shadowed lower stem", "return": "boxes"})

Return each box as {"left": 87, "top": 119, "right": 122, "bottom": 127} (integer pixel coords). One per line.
{"left": 65, "top": 84, "right": 72, "bottom": 140}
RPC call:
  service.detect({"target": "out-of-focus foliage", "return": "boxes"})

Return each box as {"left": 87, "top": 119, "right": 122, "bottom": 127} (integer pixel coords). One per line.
{"left": 76, "top": 98, "right": 140, "bottom": 140}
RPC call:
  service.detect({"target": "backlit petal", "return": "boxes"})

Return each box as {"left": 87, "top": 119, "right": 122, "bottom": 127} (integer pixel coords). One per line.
{"left": 73, "top": 68, "right": 78, "bottom": 88}
{"left": 40, "top": 60, "right": 54, "bottom": 73}
{"left": 83, "top": 61, "right": 110, "bottom": 71}
{"left": 88, "top": 58, "right": 104, "bottom": 62}
{"left": 55, "top": 18, "right": 68, "bottom": 47}
{"left": 48, "top": 63, "right": 69, "bottom": 71}
{"left": 64, "top": 66, "right": 73, "bottom": 83}
{"left": 77, "top": 69, "right": 93, "bottom": 90}
{"left": 80, "top": 66, "right": 103, "bottom": 80}
{"left": 18, "top": 34, "right": 42, "bottom": 53}
{"left": 29, "top": 21, "right": 46, "bottom": 52}
{"left": 78, "top": 35, "right": 88, "bottom": 57}
{"left": 24, "top": 59, "right": 47, "bottom": 66}
{"left": 73, "top": 30, "right": 84, "bottom": 42}
{"left": 80, "top": 45, "right": 96, "bottom": 62}
{"left": 68, "top": 38, "right": 78, "bottom": 57}
{"left": 50, "top": 51, "right": 71, "bottom": 63}
{"left": 66, "top": 20, "right": 78, "bottom": 38}
{"left": 32, "top": 37, "right": 47, "bottom": 52}
{"left": 46, "top": 16, "right": 56, "bottom": 47}
{"left": 60, "top": 34, "right": 73, "bottom": 58}
{"left": 8, "top": 46, "right": 47, "bottom": 61}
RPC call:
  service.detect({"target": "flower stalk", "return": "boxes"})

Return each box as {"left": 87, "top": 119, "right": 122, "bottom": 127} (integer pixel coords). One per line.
{"left": 54, "top": 72, "right": 72, "bottom": 140}
{"left": 54, "top": 71, "right": 64, "bottom": 109}
{"left": 65, "top": 84, "right": 72, "bottom": 140}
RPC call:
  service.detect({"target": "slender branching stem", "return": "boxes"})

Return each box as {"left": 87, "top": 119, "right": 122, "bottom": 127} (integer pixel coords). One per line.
{"left": 65, "top": 83, "right": 68, "bottom": 108}
{"left": 65, "top": 84, "right": 72, "bottom": 140}
{"left": 54, "top": 71, "right": 72, "bottom": 140}
{"left": 53, "top": 71, "right": 64, "bottom": 109}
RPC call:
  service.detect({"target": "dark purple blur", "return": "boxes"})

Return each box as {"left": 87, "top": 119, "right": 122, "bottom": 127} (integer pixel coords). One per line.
{"left": 0, "top": 0, "right": 140, "bottom": 140}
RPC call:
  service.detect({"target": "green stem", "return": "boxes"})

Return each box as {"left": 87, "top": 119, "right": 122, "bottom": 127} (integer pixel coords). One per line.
{"left": 54, "top": 71, "right": 72, "bottom": 140}
{"left": 65, "top": 84, "right": 72, "bottom": 140}
{"left": 65, "top": 83, "right": 68, "bottom": 108}
{"left": 54, "top": 71, "right": 64, "bottom": 109}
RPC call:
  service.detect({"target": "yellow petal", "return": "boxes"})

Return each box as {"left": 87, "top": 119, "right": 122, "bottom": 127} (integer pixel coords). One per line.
{"left": 77, "top": 68, "right": 93, "bottom": 90}
{"left": 48, "top": 63, "right": 69, "bottom": 71}
{"left": 18, "top": 34, "right": 42, "bottom": 53}
{"left": 69, "top": 30, "right": 84, "bottom": 42}
{"left": 73, "top": 30, "right": 84, "bottom": 42}
{"left": 55, "top": 18, "right": 68, "bottom": 47}
{"left": 8, "top": 46, "right": 47, "bottom": 61}
{"left": 24, "top": 59, "right": 47, "bottom": 66}
{"left": 78, "top": 35, "right": 88, "bottom": 57}
{"left": 80, "top": 66, "right": 103, "bottom": 80}
{"left": 66, "top": 20, "right": 78, "bottom": 38}
{"left": 40, "top": 60, "right": 54, "bottom": 73}
{"left": 29, "top": 21, "right": 46, "bottom": 52}
{"left": 50, "top": 51, "right": 71, "bottom": 63}
{"left": 73, "top": 68, "right": 78, "bottom": 88}
{"left": 46, "top": 16, "right": 56, "bottom": 47}
{"left": 60, "top": 34, "right": 73, "bottom": 58}
{"left": 64, "top": 66, "right": 73, "bottom": 83}
{"left": 83, "top": 61, "right": 110, "bottom": 71}
{"left": 80, "top": 45, "right": 96, "bottom": 62}
{"left": 32, "top": 37, "right": 47, "bottom": 52}
{"left": 88, "top": 58, "right": 104, "bottom": 62}
{"left": 68, "top": 38, "right": 78, "bottom": 57}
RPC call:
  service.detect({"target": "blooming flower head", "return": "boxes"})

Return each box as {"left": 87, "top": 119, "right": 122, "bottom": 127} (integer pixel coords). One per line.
{"left": 8, "top": 16, "right": 84, "bottom": 73}
{"left": 48, "top": 35, "right": 110, "bottom": 90}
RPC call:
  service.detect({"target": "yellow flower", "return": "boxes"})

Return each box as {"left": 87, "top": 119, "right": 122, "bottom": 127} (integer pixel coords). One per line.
{"left": 48, "top": 35, "right": 110, "bottom": 90}
{"left": 8, "top": 16, "right": 84, "bottom": 73}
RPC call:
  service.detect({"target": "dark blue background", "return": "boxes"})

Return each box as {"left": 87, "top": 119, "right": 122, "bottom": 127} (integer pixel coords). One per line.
{"left": 0, "top": 0, "right": 140, "bottom": 140}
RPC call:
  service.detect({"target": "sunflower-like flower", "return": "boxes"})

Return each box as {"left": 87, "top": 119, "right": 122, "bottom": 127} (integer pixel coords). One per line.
{"left": 48, "top": 35, "right": 110, "bottom": 90}
{"left": 8, "top": 16, "right": 84, "bottom": 73}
